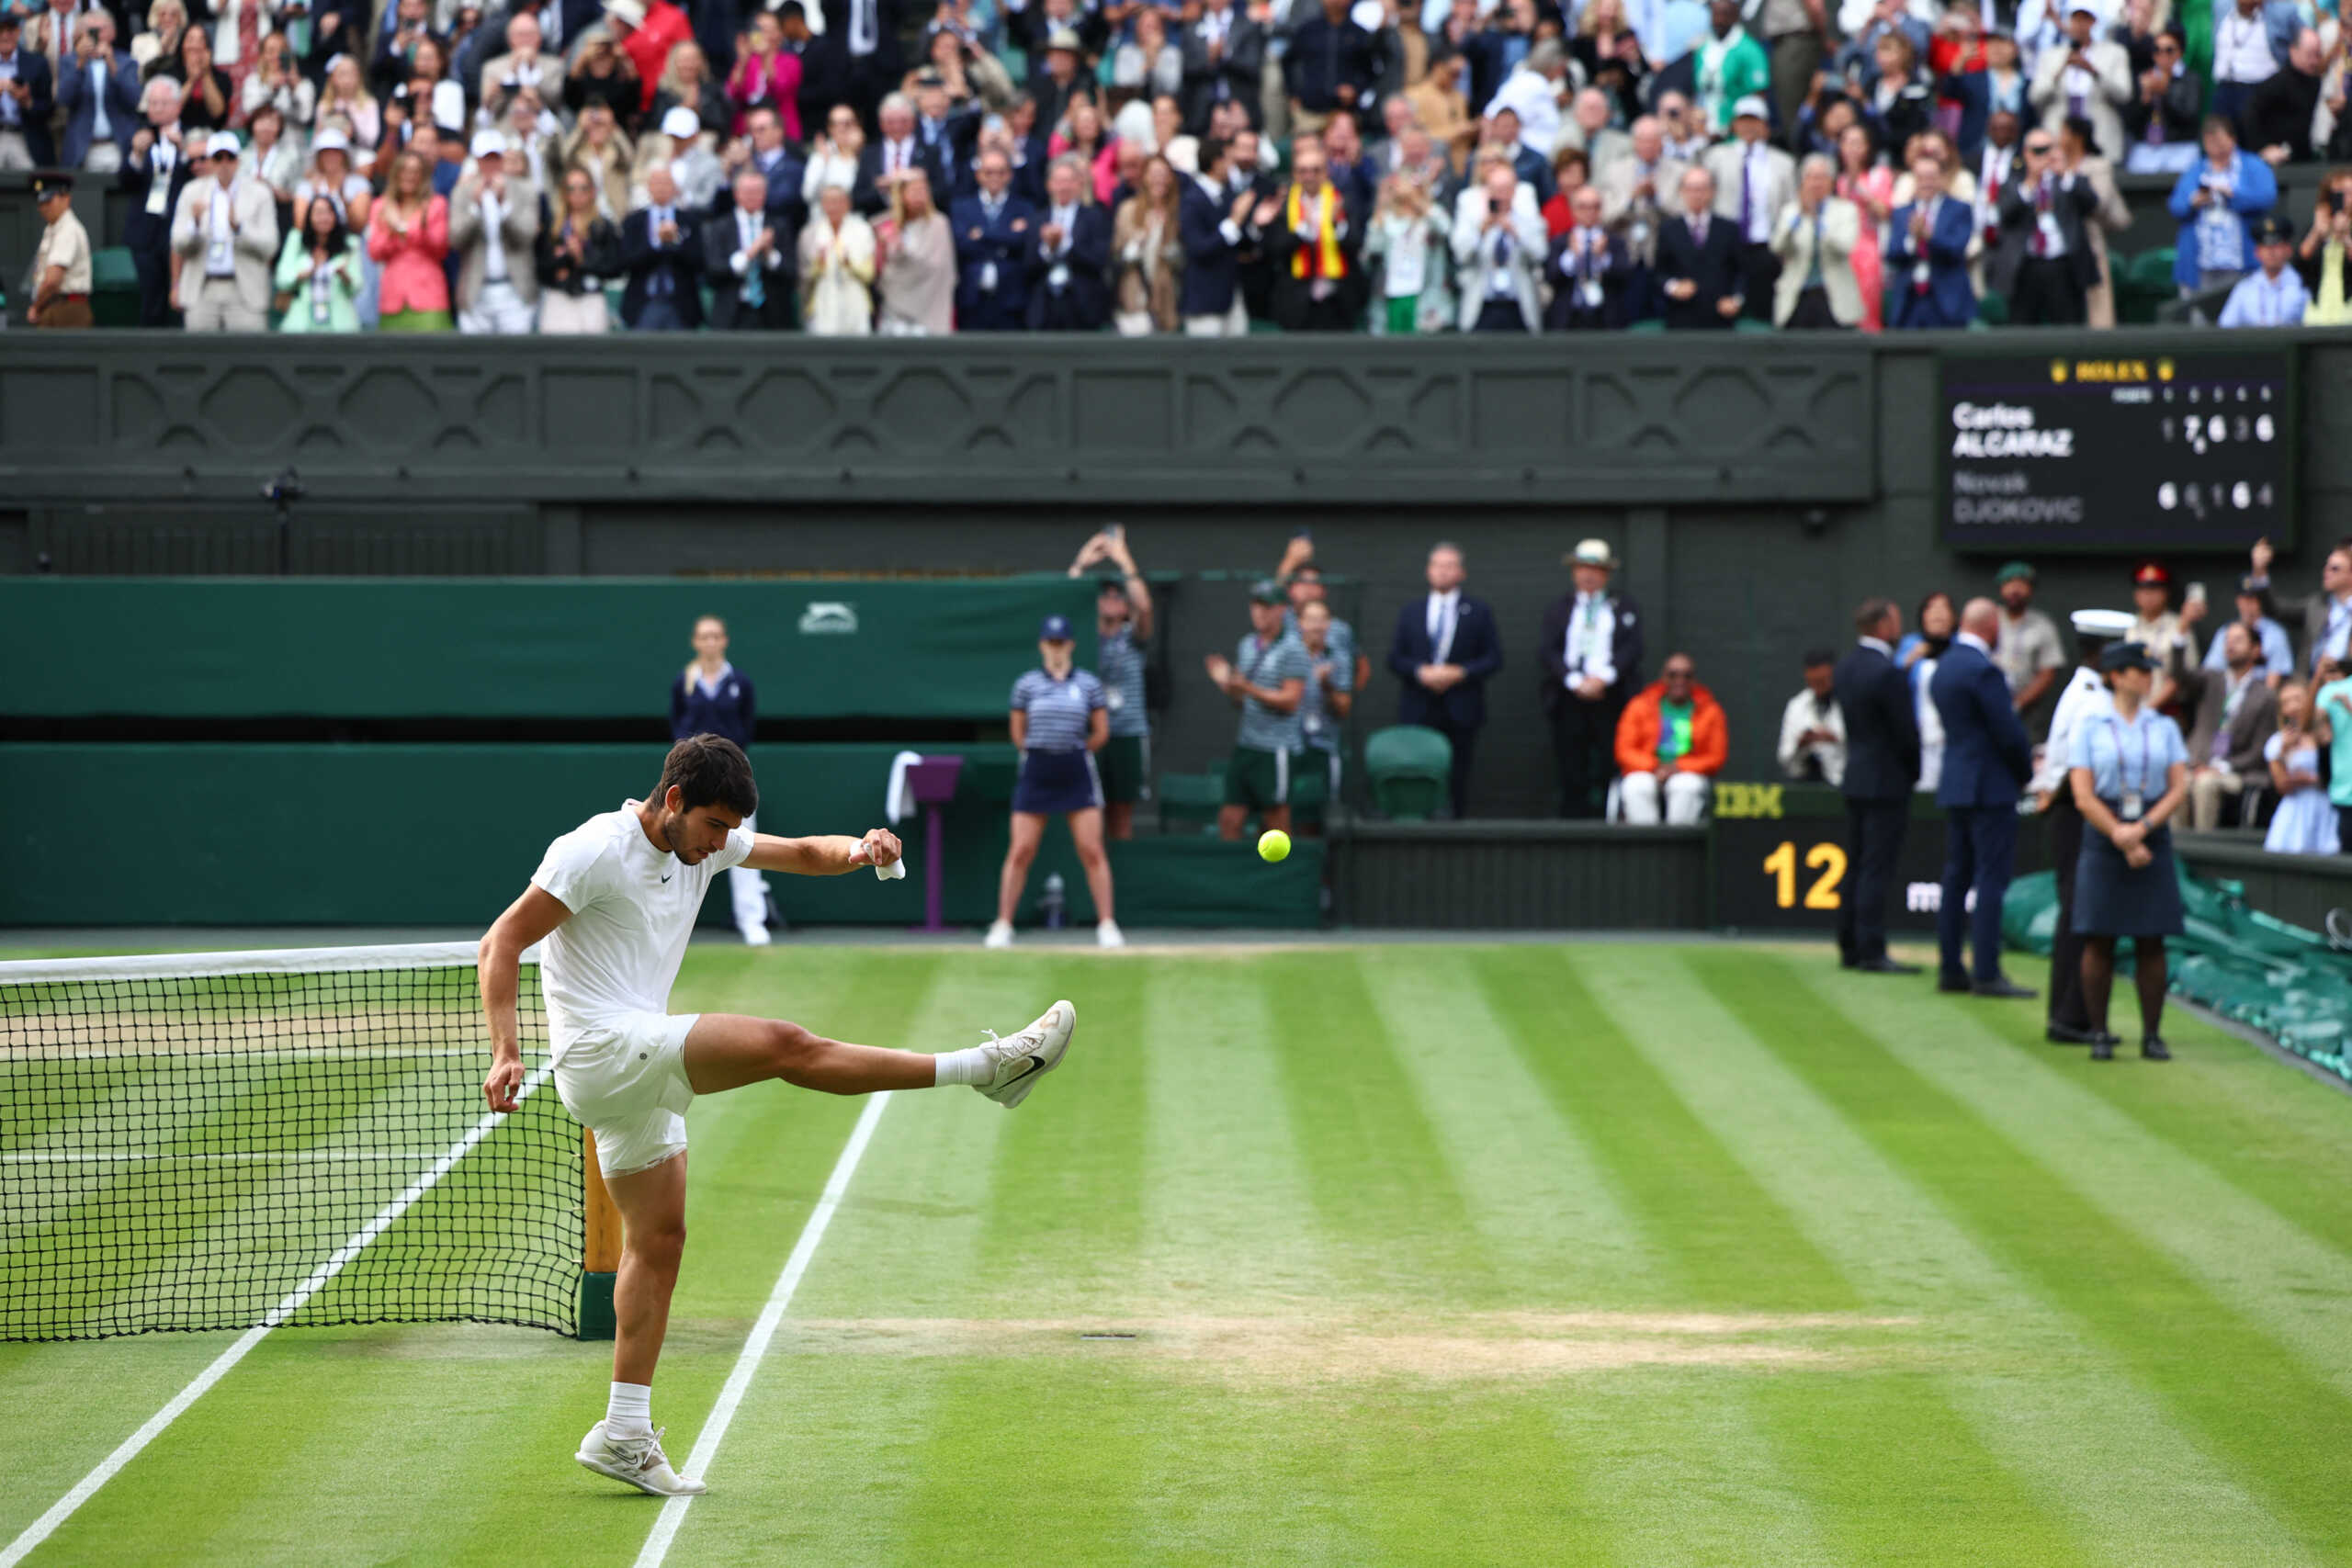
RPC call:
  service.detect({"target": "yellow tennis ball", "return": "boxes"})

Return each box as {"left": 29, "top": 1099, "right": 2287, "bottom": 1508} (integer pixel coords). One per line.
{"left": 1258, "top": 829, "right": 1292, "bottom": 863}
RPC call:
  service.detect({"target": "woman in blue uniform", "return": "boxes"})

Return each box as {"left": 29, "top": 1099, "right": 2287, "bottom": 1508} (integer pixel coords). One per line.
{"left": 986, "top": 615, "right": 1123, "bottom": 951}
{"left": 2067, "top": 642, "right": 2190, "bottom": 1062}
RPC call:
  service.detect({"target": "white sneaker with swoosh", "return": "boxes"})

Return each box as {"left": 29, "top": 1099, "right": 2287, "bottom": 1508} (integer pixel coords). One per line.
{"left": 576, "top": 1421, "right": 707, "bottom": 1496}
{"left": 974, "top": 1000, "right": 1076, "bottom": 1109}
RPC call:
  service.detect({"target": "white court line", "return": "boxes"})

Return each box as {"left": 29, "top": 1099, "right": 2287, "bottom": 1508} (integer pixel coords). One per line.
{"left": 632, "top": 1090, "right": 893, "bottom": 1568}
{"left": 0, "top": 1064, "right": 556, "bottom": 1568}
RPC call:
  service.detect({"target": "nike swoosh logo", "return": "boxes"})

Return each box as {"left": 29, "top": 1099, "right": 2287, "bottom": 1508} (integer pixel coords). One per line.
{"left": 1004, "top": 1054, "right": 1045, "bottom": 1084}
{"left": 661, "top": 874, "right": 673, "bottom": 884}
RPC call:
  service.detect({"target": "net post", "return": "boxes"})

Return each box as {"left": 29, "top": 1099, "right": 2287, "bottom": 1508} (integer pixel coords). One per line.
{"left": 579, "top": 1129, "right": 621, "bottom": 1341}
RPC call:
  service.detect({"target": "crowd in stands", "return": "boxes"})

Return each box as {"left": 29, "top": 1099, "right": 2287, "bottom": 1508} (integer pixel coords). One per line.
{"left": 1761, "top": 537, "right": 2352, "bottom": 854}
{"left": 17, "top": 0, "right": 2352, "bottom": 329}
{"left": 1069, "top": 525, "right": 2352, "bottom": 854}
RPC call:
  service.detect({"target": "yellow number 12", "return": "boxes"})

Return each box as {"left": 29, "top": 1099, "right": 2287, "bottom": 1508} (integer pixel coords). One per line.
{"left": 1763, "top": 840, "right": 1849, "bottom": 909}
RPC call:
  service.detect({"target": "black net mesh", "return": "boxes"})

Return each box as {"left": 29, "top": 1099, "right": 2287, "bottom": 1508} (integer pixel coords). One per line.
{"left": 0, "top": 953, "right": 582, "bottom": 1342}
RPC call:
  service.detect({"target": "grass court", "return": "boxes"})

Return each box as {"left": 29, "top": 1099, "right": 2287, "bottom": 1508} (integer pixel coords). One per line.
{"left": 5, "top": 937, "right": 2352, "bottom": 1565}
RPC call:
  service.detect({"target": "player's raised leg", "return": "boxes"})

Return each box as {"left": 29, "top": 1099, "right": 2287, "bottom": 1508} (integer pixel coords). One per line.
{"left": 681, "top": 1003, "right": 1077, "bottom": 1107}
{"left": 574, "top": 1152, "right": 706, "bottom": 1497}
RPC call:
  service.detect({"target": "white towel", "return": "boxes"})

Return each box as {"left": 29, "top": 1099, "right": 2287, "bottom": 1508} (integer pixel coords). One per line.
{"left": 886, "top": 750, "right": 924, "bottom": 825}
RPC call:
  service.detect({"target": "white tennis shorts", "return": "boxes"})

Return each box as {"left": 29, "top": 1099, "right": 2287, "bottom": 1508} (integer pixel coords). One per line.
{"left": 553, "top": 1010, "right": 701, "bottom": 1179}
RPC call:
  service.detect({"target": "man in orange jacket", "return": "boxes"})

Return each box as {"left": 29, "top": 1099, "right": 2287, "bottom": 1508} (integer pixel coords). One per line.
{"left": 1614, "top": 651, "right": 1727, "bottom": 824}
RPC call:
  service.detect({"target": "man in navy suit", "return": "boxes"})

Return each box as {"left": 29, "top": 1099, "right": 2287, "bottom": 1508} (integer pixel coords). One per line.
{"left": 0, "top": 12, "right": 56, "bottom": 169}
{"left": 1025, "top": 154, "right": 1111, "bottom": 330}
{"left": 1386, "top": 542, "right": 1503, "bottom": 818}
{"left": 1883, "top": 152, "right": 1979, "bottom": 328}
{"left": 55, "top": 18, "right": 141, "bottom": 173}
{"left": 1179, "top": 134, "right": 1257, "bottom": 333}
{"left": 1544, "top": 187, "right": 1634, "bottom": 330}
{"left": 1655, "top": 165, "right": 1745, "bottom": 328}
{"left": 1835, "top": 597, "right": 1923, "bottom": 974}
{"left": 119, "top": 79, "right": 192, "bottom": 327}
{"left": 950, "top": 147, "right": 1036, "bottom": 331}
{"left": 1928, "top": 597, "right": 2037, "bottom": 998}
{"left": 618, "top": 168, "right": 705, "bottom": 330}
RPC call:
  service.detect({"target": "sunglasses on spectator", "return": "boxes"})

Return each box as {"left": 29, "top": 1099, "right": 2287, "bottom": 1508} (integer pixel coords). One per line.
{"left": 2024, "top": 141, "right": 2052, "bottom": 153}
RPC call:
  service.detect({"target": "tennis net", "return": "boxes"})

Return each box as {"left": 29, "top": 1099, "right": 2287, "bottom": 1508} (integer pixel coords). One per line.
{"left": 0, "top": 942, "right": 582, "bottom": 1342}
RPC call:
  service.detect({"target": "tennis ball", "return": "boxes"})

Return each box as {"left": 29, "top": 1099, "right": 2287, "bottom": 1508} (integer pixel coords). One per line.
{"left": 1258, "top": 829, "right": 1292, "bottom": 863}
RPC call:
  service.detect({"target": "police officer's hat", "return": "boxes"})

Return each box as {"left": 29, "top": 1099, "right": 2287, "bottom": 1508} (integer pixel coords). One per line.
{"left": 2070, "top": 607, "right": 2135, "bottom": 644}
{"left": 31, "top": 173, "right": 73, "bottom": 199}
{"left": 2098, "top": 642, "right": 2160, "bottom": 673}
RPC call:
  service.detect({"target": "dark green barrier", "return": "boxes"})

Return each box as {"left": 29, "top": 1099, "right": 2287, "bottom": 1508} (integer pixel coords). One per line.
{"left": 0, "top": 579, "right": 1094, "bottom": 721}
{"left": 0, "top": 743, "right": 1317, "bottom": 929}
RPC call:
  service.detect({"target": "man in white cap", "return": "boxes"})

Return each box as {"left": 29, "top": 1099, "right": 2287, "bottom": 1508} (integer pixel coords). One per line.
{"left": 652, "top": 103, "right": 723, "bottom": 210}
{"left": 1702, "top": 93, "right": 1792, "bottom": 322}
{"left": 170, "top": 129, "right": 277, "bottom": 330}
{"left": 451, "top": 127, "right": 540, "bottom": 333}
{"left": 1539, "top": 539, "right": 1644, "bottom": 819}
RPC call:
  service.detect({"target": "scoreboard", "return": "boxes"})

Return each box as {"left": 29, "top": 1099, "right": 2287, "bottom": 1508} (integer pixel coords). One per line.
{"left": 1939, "top": 348, "right": 2297, "bottom": 552}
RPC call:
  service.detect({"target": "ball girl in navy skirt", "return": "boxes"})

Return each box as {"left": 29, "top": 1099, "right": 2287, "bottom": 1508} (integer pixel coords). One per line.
{"left": 987, "top": 615, "right": 1123, "bottom": 950}
{"left": 2066, "top": 642, "right": 2191, "bottom": 1062}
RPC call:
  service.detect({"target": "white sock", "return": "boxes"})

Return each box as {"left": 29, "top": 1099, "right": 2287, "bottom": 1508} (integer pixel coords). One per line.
{"left": 607, "top": 1381, "right": 653, "bottom": 1439}
{"left": 932, "top": 1045, "right": 994, "bottom": 1086}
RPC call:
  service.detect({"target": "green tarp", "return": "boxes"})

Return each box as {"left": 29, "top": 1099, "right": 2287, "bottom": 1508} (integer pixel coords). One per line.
{"left": 0, "top": 578, "right": 1095, "bottom": 721}
{"left": 0, "top": 742, "right": 1320, "bottom": 929}
{"left": 2004, "top": 863, "right": 2352, "bottom": 1083}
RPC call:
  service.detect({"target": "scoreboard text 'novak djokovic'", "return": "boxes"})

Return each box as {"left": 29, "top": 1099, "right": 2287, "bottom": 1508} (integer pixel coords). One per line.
{"left": 1939, "top": 350, "right": 2296, "bottom": 552}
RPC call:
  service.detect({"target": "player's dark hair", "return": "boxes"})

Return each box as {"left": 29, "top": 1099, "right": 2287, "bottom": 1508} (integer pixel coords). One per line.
{"left": 1854, "top": 596, "right": 1897, "bottom": 635}
{"left": 655, "top": 734, "right": 758, "bottom": 818}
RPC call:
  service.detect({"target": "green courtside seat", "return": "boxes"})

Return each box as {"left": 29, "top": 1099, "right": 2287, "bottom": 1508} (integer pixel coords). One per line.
{"left": 1732, "top": 315, "right": 1774, "bottom": 333}
{"left": 1627, "top": 317, "right": 1667, "bottom": 333}
{"left": 1157, "top": 762, "right": 1227, "bottom": 835}
{"left": 1363, "top": 726, "right": 1452, "bottom": 821}
{"left": 92, "top": 248, "right": 141, "bottom": 327}
{"left": 1975, "top": 289, "right": 2008, "bottom": 327}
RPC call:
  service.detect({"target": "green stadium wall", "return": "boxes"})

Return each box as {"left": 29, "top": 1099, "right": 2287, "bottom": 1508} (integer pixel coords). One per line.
{"left": 0, "top": 743, "right": 1323, "bottom": 929}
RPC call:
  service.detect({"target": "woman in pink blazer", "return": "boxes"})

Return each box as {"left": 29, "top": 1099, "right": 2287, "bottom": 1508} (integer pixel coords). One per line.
{"left": 726, "top": 12, "right": 803, "bottom": 139}
{"left": 367, "top": 150, "right": 453, "bottom": 331}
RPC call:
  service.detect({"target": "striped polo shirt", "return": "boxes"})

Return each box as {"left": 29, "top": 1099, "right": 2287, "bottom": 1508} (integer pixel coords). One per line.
{"left": 1282, "top": 606, "right": 1357, "bottom": 673}
{"left": 1233, "top": 631, "right": 1313, "bottom": 753}
{"left": 1098, "top": 626, "right": 1150, "bottom": 739}
{"left": 1011, "top": 667, "right": 1105, "bottom": 752}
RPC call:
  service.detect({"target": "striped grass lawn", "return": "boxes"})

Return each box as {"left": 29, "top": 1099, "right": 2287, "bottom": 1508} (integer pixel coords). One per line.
{"left": 5, "top": 940, "right": 2351, "bottom": 1566}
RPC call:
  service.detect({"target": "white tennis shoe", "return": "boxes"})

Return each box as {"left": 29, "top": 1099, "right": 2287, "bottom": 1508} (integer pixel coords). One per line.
{"left": 984, "top": 919, "right": 1014, "bottom": 950}
{"left": 1096, "top": 919, "right": 1125, "bottom": 948}
{"left": 576, "top": 1421, "right": 707, "bottom": 1496}
{"left": 974, "top": 1000, "right": 1076, "bottom": 1109}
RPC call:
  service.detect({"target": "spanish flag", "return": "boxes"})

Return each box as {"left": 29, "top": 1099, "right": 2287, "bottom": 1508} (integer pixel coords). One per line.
{"left": 1286, "top": 183, "right": 1346, "bottom": 281}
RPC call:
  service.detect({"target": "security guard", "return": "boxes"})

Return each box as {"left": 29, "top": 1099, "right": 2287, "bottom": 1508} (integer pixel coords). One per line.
{"left": 2033, "top": 607, "right": 2131, "bottom": 1046}
{"left": 2066, "top": 642, "right": 2190, "bottom": 1062}
{"left": 669, "top": 615, "right": 775, "bottom": 945}
{"left": 28, "top": 175, "right": 94, "bottom": 329}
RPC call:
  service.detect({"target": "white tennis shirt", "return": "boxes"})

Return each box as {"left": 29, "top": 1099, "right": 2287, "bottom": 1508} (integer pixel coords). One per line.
{"left": 529, "top": 801, "right": 753, "bottom": 1055}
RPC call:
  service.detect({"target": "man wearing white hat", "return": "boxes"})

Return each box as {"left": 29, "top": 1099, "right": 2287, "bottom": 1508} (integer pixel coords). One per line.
{"left": 451, "top": 127, "right": 540, "bottom": 333}
{"left": 1538, "top": 539, "right": 1644, "bottom": 819}
{"left": 170, "top": 129, "right": 277, "bottom": 329}
{"left": 648, "top": 102, "right": 723, "bottom": 210}
{"left": 1702, "top": 93, "right": 1792, "bottom": 322}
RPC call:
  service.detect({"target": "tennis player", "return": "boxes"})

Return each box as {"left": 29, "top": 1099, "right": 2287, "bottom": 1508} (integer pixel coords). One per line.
{"left": 478, "top": 733, "right": 1076, "bottom": 1497}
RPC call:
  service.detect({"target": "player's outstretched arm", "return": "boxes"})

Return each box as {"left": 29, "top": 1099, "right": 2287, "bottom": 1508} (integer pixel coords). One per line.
{"left": 742, "top": 828, "right": 903, "bottom": 877}
{"left": 478, "top": 885, "right": 572, "bottom": 1113}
